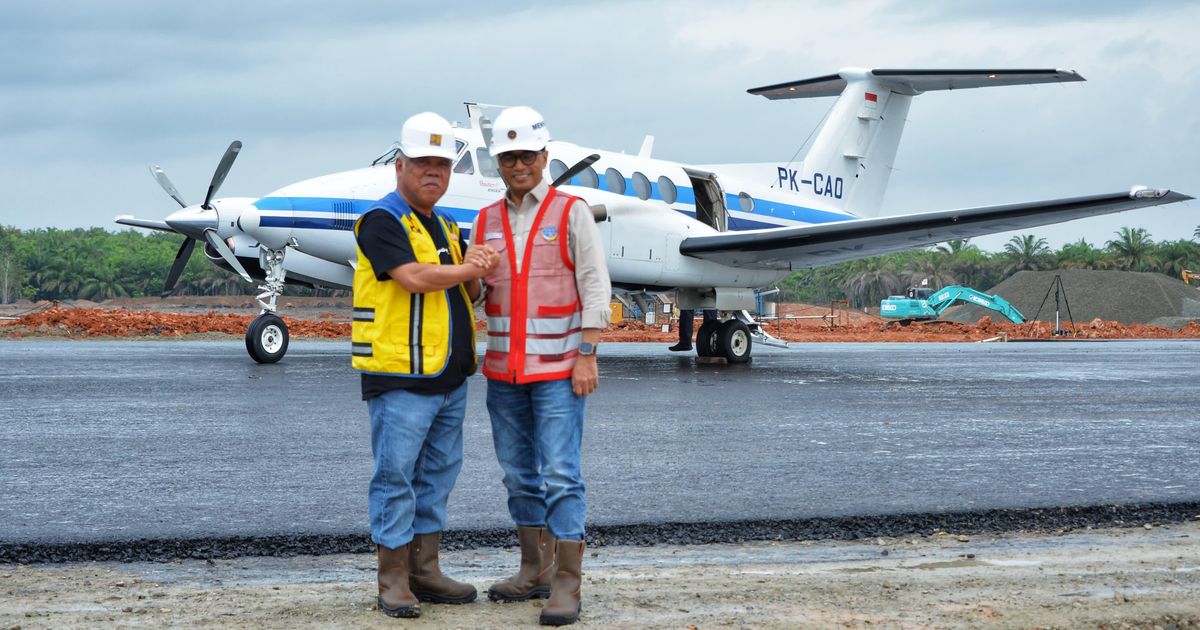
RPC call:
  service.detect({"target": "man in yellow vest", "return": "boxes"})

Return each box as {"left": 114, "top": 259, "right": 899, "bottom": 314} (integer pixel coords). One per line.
{"left": 473, "top": 106, "right": 611, "bottom": 626}
{"left": 352, "top": 112, "right": 499, "bottom": 618}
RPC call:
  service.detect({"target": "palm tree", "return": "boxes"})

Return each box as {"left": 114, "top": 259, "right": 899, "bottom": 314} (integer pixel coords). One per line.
{"left": 79, "top": 265, "right": 131, "bottom": 300}
{"left": 1106, "top": 227, "right": 1156, "bottom": 271}
{"left": 1056, "top": 239, "right": 1109, "bottom": 270}
{"left": 935, "top": 239, "right": 972, "bottom": 257}
{"left": 1154, "top": 239, "right": 1200, "bottom": 278}
{"left": 840, "top": 257, "right": 905, "bottom": 308}
{"left": 1194, "top": 225, "right": 1200, "bottom": 241}
{"left": 1002, "top": 234, "right": 1052, "bottom": 276}
{"left": 902, "top": 251, "right": 957, "bottom": 289}
{"left": 41, "top": 249, "right": 91, "bottom": 298}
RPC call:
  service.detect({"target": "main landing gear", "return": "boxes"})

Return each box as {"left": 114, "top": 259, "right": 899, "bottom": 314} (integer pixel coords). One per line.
{"left": 693, "top": 311, "right": 787, "bottom": 364}
{"left": 246, "top": 248, "right": 290, "bottom": 364}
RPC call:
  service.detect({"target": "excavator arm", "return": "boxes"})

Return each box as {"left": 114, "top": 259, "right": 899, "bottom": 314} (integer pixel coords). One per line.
{"left": 926, "top": 286, "right": 1026, "bottom": 323}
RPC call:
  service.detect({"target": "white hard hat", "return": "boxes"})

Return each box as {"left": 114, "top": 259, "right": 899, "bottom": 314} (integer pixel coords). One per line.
{"left": 489, "top": 106, "right": 550, "bottom": 156}
{"left": 399, "top": 112, "right": 457, "bottom": 161}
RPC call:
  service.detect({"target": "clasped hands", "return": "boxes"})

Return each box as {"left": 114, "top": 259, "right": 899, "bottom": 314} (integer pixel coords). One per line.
{"left": 463, "top": 244, "right": 501, "bottom": 275}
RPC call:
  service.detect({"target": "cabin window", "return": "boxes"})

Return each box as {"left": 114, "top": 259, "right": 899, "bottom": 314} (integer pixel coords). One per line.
{"left": 549, "top": 159, "right": 568, "bottom": 182}
{"left": 476, "top": 148, "right": 500, "bottom": 178}
{"left": 632, "top": 172, "right": 651, "bottom": 200}
{"left": 738, "top": 192, "right": 754, "bottom": 212}
{"left": 605, "top": 168, "right": 626, "bottom": 194}
{"left": 579, "top": 165, "right": 599, "bottom": 188}
{"left": 657, "top": 176, "right": 677, "bottom": 204}
{"left": 453, "top": 149, "right": 474, "bottom": 174}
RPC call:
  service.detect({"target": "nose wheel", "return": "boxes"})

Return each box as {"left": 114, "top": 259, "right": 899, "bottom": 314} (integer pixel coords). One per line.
{"left": 246, "top": 313, "right": 289, "bottom": 364}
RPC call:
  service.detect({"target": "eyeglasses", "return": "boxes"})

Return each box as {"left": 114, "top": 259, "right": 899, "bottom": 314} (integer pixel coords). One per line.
{"left": 497, "top": 151, "right": 542, "bottom": 167}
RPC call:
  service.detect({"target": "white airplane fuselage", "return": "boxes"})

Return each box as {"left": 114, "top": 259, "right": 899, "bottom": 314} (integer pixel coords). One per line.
{"left": 225, "top": 129, "right": 852, "bottom": 298}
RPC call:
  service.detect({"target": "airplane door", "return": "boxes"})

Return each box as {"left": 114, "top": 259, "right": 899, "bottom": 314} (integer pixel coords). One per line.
{"left": 683, "top": 168, "right": 728, "bottom": 232}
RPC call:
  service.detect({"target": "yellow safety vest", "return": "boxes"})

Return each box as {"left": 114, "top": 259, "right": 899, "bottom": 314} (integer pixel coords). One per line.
{"left": 351, "top": 196, "right": 475, "bottom": 376}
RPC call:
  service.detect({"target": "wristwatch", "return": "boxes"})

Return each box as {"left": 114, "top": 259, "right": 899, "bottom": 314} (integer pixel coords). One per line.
{"left": 578, "top": 341, "right": 597, "bottom": 356}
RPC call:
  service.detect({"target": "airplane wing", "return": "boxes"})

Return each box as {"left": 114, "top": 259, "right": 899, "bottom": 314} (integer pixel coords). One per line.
{"left": 679, "top": 190, "right": 1192, "bottom": 270}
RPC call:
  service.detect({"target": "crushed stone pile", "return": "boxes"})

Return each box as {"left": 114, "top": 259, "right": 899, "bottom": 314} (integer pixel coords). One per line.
{"left": 942, "top": 270, "right": 1200, "bottom": 328}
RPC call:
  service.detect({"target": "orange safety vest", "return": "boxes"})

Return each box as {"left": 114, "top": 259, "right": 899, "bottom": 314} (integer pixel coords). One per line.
{"left": 477, "top": 186, "right": 582, "bottom": 384}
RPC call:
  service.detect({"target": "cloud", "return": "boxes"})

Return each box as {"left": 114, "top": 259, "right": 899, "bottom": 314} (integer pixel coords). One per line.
{"left": 0, "top": 1, "right": 1196, "bottom": 249}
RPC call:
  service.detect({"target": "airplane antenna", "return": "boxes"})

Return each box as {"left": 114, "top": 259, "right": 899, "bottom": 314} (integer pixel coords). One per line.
{"left": 773, "top": 99, "right": 836, "bottom": 188}
{"left": 638, "top": 135, "right": 654, "bottom": 158}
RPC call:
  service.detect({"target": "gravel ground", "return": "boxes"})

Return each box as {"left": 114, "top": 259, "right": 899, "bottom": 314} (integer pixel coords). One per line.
{"left": 4, "top": 522, "right": 1199, "bottom": 629}
{"left": 6, "top": 503, "right": 1199, "bottom": 565}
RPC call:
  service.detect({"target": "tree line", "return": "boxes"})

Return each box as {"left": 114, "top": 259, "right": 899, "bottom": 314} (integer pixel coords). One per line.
{"left": 767, "top": 226, "right": 1200, "bottom": 308}
{"left": 2, "top": 225, "right": 1199, "bottom": 306}
{"left": 0, "top": 226, "right": 345, "bottom": 303}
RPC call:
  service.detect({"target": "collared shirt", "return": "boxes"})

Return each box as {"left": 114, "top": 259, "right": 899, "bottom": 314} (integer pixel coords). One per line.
{"left": 472, "top": 179, "right": 612, "bottom": 329}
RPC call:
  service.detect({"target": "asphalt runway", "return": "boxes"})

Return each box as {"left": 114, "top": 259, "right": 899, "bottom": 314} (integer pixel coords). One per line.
{"left": 2, "top": 339, "right": 1198, "bottom": 546}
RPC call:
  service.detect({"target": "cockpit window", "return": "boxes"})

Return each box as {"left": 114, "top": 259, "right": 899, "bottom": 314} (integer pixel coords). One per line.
{"left": 476, "top": 148, "right": 500, "bottom": 178}
{"left": 372, "top": 143, "right": 400, "bottom": 166}
{"left": 454, "top": 149, "right": 474, "bottom": 174}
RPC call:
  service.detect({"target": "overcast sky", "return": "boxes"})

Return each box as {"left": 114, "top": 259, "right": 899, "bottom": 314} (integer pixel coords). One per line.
{"left": 1, "top": 0, "right": 1197, "bottom": 251}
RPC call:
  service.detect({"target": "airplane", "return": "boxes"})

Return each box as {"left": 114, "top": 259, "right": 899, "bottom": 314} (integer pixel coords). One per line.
{"left": 115, "top": 67, "right": 1192, "bottom": 364}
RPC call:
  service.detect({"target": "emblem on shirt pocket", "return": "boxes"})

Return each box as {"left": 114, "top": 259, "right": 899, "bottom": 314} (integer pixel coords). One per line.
{"left": 541, "top": 226, "right": 558, "bottom": 241}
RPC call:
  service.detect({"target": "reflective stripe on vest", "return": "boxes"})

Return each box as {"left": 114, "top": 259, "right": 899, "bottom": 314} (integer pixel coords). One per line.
{"left": 479, "top": 186, "right": 583, "bottom": 384}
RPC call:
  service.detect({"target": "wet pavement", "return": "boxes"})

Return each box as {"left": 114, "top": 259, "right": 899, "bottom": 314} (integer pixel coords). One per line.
{"left": 2, "top": 339, "right": 1198, "bottom": 545}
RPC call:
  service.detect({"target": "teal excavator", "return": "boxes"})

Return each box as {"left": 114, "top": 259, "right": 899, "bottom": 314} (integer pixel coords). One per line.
{"left": 880, "top": 285, "right": 1025, "bottom": 323}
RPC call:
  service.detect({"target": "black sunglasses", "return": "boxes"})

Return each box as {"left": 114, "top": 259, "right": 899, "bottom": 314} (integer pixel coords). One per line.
{"left": 497, "top": 151, "right": 542, "bottom": 167}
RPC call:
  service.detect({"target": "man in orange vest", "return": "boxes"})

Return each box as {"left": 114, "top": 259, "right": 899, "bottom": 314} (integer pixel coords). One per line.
{"left": 472, "top": 106, "right": 611, "bottom": 626}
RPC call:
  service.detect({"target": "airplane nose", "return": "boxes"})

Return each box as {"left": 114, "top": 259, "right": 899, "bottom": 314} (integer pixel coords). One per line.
{"left": 165, "top": 206, "right": 218, "bottom": 240}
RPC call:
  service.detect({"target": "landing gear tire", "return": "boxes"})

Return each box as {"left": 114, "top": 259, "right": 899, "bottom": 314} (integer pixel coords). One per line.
{"left": 246, "top": 313, "right": 289, "bottom": 364}
{"left": 717, "top": 319, "right": 752, "bottom": 364}
{"left": 696, "top": 320, "right": 722, "bottom": 357}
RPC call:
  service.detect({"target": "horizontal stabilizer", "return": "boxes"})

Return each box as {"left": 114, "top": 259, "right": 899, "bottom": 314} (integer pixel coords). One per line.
{"left": 749, "top": 68, "right": 1084, "bottom": 100}
{"left": 679, "top": 189, "right": 1190, "bottom": 270}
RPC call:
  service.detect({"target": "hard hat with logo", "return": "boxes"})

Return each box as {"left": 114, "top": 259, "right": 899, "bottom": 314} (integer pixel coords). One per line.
{"left": 488, "top": 106, "right": 550, "bottom": 156}
{"left": 399, "top": 112, "right": 457, "bottom": 161}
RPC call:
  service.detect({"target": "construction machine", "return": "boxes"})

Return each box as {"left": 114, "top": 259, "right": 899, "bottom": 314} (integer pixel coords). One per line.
{"left": 880, "top": 285, "right": 1025, "bottom": 323}
{"left": 1183, "top": 270, "right": 1200, "bottom": 287}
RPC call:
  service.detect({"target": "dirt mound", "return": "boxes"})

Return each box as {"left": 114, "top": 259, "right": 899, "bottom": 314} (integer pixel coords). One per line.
{"left": 0, "top": 308, "right": 349, "bottom": 339}
{"left": 941, "top": 270, "right": 1200, "bottom": 325}
{"left": 4, "top": 303, "right": 1200, "bottom": 342}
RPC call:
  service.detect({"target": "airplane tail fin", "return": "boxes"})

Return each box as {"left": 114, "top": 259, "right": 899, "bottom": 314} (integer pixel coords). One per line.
{"left": 749, "top": 68, "right": 1084, "bottom": 218}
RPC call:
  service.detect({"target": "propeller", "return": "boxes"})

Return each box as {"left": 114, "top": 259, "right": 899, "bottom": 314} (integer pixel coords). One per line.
{"left": 552, "top": 154, "right": 600, "bottom": 187}
{"left": 156, "top": 141, "right": 245, "bottom": 297}
{"left": 151, "top": 166, "right": 187, "bottom": 208}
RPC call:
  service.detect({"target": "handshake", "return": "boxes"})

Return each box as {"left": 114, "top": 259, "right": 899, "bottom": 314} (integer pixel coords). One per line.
{"left": 463, "top": 244, "right": 501, "bottom": 276}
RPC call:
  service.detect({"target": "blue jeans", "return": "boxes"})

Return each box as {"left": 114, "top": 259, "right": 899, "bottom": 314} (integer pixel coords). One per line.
{"left": 487, "top": 378, "right": 587, "bottom": 540}
{"left": 366, "top": 383, "right": 467, "bottom": 549}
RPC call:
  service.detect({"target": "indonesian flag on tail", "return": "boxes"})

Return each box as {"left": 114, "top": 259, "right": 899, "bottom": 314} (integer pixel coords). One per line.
{"left": 864, "top": 92, "right": 878, "bottom": 109}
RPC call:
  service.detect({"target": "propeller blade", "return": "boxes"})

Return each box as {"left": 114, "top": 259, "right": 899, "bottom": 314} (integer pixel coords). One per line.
{"left": 202, "top": 229, "right": 254, "bottom": 283}
{"left": 552, "top": 154, "right": 601, "bottom": 187}
{"left": 150, "top": 166, "right": 188, "bottom": 208}
{"left": 203, "top": 140, "right": 243, "bottom": 209}
{"left": 162, "top": 238, "right": 197, "bottom": 297}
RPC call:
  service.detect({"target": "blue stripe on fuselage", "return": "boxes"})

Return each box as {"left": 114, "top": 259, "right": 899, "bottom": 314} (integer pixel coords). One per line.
{"left": 253, "top": 186, "right": 852, "bottom": 233}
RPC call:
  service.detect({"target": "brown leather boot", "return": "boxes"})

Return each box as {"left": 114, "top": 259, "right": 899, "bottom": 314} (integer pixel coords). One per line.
{"left": 487, "top": 526, "right": 555, "bottom": 602}
{"left": 539, "top": 540, "right": 584, "bottom": 626}
{"left": 408, "top": 532, "right": 478, "bottom": 604}
{"left": 377, "top": 544, "right": 420, "bottom": 618}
